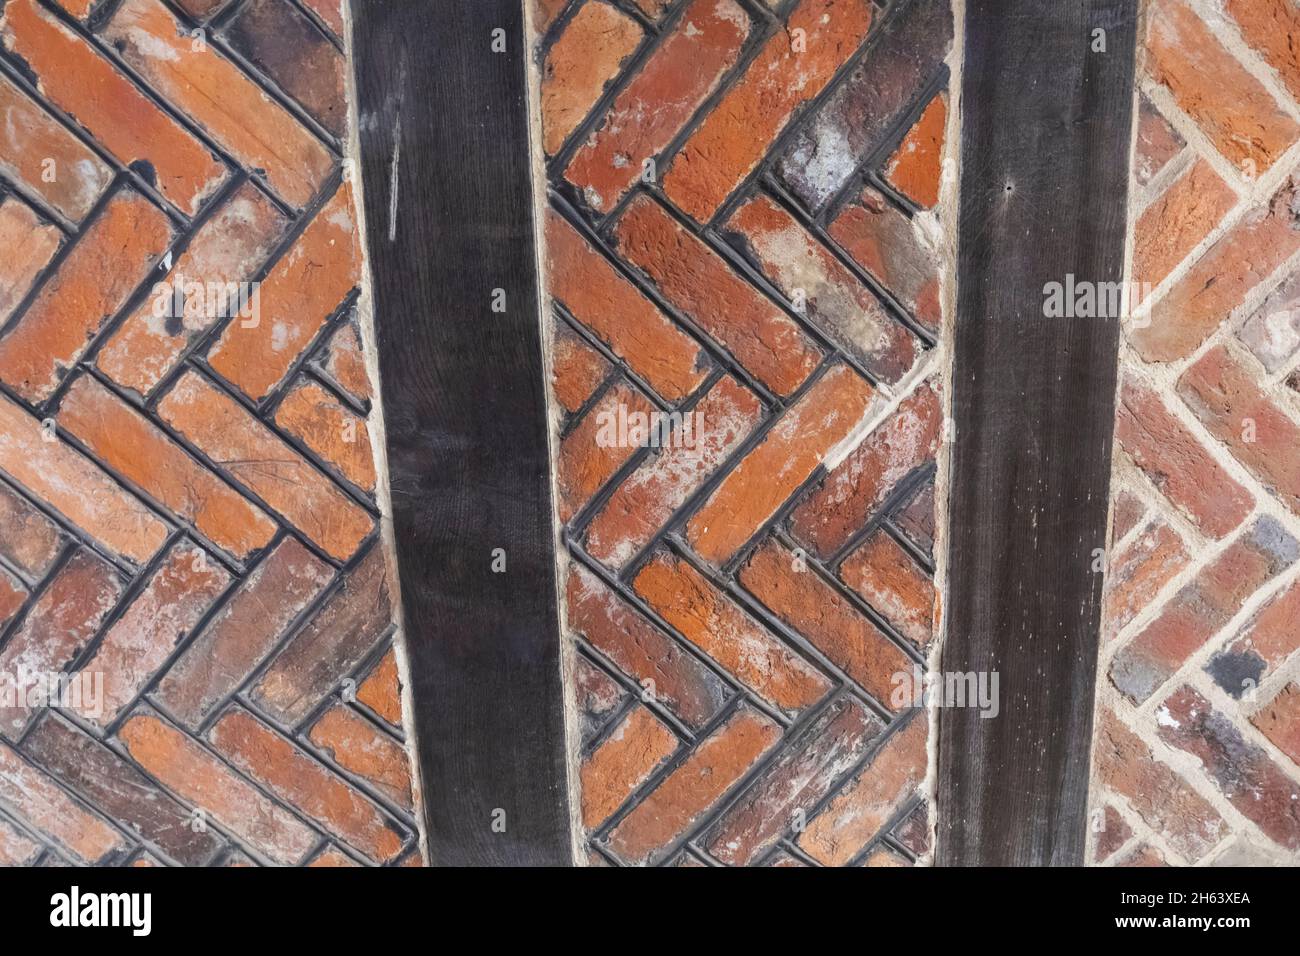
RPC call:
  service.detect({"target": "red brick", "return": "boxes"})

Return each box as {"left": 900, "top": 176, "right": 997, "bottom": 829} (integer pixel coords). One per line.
{"left": 0, "top": 483, "right": 60, "bottom": 578}
{"left": 740, "top": 538, "right": 913, "bottom": 709}
{"left": 1110, "top": 517, "right": 1297, "bottom": 703}
{"left": 225, "top": 0, "right": 348, "bottom": 138}
{"left": 706, "top": 695, "right": 883, "bottom": 865}
{"left": 97, "top": 182, "right": 288, "bottom": 396}
{"left": 274, "top": 379, "right": 376, "bottom": 491}
{"left": 1238, "top": 269, "right": 1300, "bottom": 373}
{"left": 726, "top": 193, "right": 918, "bottom": 382}
{"left": 0, "top": 0, "right": 225, "bottom": 215}
{"left": 320, "top": 322, "right": 373, "bottom": 404}
{"left": 211, "top": 707, "right": 404, "bottom": 861}
{"left": 576, "top": 657, "right": 625, "bottom": 742}
{"left": 566, "top": 564, "right": 727, "bottom": 730}
{"left": 53, "top": 0, "right": 95, "bottom": 17}
{"left": 663, "top": 0, "right": 874, "bottom": 221}
{"left": 1226, "top": 0, "right": 1300, "bottom": 116}
{"left": 0, "top": 395, "right": 167, "bottom": 562}
{"left": 541, "top": 1, "right": 642, "bottom": 155}
{"left": 1179, "top": 345, "right": 1300, "bottom": 514}
{"left": 1117, "top": 843, "right": 1168, "bottom": 867}
{"left": 605, "top": 705, "right": 780, "bottom": 863}
{"left": 840, "top": 530, "right": 934, "bottom": 650}
{"left": 586, "top": 375, "right": 762, "bottom": 567}
{"left": 357, "top": 649, "right": 403, "bottom": 727}
{"left": 688, "top": 364, "right": 876, "bottom": 563}
{"left": 616, "top": 195, "right": 821, "bottom": 396}
{"left": 894, "top": 480, "right": 935, "bottom": 556}
{"left": 580, "top": 705, "right": 677, "bottom": 828}
{"left": 830, "top": 186, "right": 942, "bottom": 334}
{"left": 884, "top": 93, "right": 946, "bottom": 209}
{"left": 0, "top": 189, "right": 172, "bottom": 401}
{"left": 1133, "top": 176, "right": 1300, "bottom": 361}
{"left": 1114, "top": 380, "right": 1252, "bottom": 538}
{"left": 0, "top": 817, "right": 40, "bottom": 866}
{"left": 1092, "top": 709, "right": 1225, "bottom": 861}
{"left": 1146, "top": 0, "right": 1299, "bottom": 174}
{"left": 1252, "top": 682, "right": 1300, "bottom": 767}
{"left": 0, "top": 199, "right": 60, "bottom": 322}
{"left": 551, "top": 323, "right": 609, "bottom": 414}
{"left": 309, "top": 704, "right": 413, "bottom": 810}
{"left": 307, "top": 845, "right": 358, "bottom": 867}
{"left": 778, "top": 0, "right": 952, "bottom": 209}
{"left": 0, "top": 569, "right": 25, "bottom": 630}
{"left": 0, "top": 741, "right": 123, "bottom": 864}
{"left": 208, "top": 183, "right": 362, "bottom": 400}
{"left": 155, "top": 537, "right": 332, "bottom": 728}
{"left": 59, "top": 374, "right": 276, "bottom": 559}
{"left": 796, "top": 713, "right": 927, "bottom": 865}
{"left": 1134, "top": 95, "right": 1184, "bottom": 186}
{"left": 1092, "top": 803, "right": 1134, "bottom": 863}
{"left": 1158, "top": 684, "right": 1300, "bottom": 850}
{"left": 532, "top": 0, "right": 568, "bottom": 33}
{"left": 104, "top": 0, "right": 332, "bottom": 208}
{"left": 1211, "top": 578, "right": 1300, "bottom": 694}
{"left": 0, "top": 75, "right": 113, "bottom": 222}
{"left": 0, "top": 549, "right": 123, "bottom": 738}
{"left": 157, "top": 370, "right": 373, "bottom": 561}
{"left": 301, "top": 0, "right": 343, "bottom": 37}
{"left": 75, "top": 541, "right": 229, "bottom": 726}
{"left": 1111, "top": 489, "right": 1148, "bottom": 542}
{"left": 118, "top": 711, "right": 317, "bottom": 864}
{"left": 633, "top": 551, "right": 831, "bottom": 714}
{"left": 1133, "top": 159, "right": 1236, "bottom": 288}
{"left": 789, "top": 381, "right": 942, "bottom": 558}
{"left": 564, "top": 0, "right": 749, "bottom": 211}
{"left": 545, "top": 210, "right": 708, "bottom": 402}
{"left": 1102, "top": 517, "right": 1191, "bottom": 640}
{"left": 250, "top": 544, "right": 391, "bottom": 725}
{"left": 557, "top": 381, "right": 655, "bottom": 522}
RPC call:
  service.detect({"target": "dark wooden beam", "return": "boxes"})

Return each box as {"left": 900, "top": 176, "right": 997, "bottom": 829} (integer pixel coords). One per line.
{"left": 937, "top": 0, "right": 1138, "bottom": 865}
{"left": 351, "top": 1, "right": 573, "bottom": 865}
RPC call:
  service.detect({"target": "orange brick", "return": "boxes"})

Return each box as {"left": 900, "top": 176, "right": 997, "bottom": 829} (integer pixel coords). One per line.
{"left": 211, "top": 707, "right": 405, "bottom": 862}
{"left": 663, "top": 0, "right": 873, "bottom": 221}
{"left": 97, "top": 182, "right": 288, "bottom": 396}
{"left": 0, "top": 198, "right": 59, "bottom": 322}
{"left": 274, "top": 379, "right": 375, "bottom": 491}
{"left": 586, "top": 375, "right": 762, "bottom": 567}
{"left": 307, "top": 846, "right": 359, "bottom": 867}
{"left": 605, "top": 705, "right": 780, "bottom": 863}
{"left": 0, "top": 549, "right": 123, "bottom": 738}
{"left": 884, "top": 93, "right": 947, "bottom": 208}
{"left": 1102, "top": 518, "right": 1191, "bottom": 640}
{"left": 541, "top": 1, "right": 642, "bottom": 155}
{"left": 119, "top": 711, "right": 318, "bottom": 865}
{"left": 551, "top": 322, "right": 610, "bottom": 414}
{"left": 1146, "top": 0, "right": 1299, "bottom": 174}
{"left": 687, "top": 364, "right": 875, "bottom": 563}
{"left": 207, "top": 183, "right": 361, "bottom": 400}
{"left": 358, "top": 650, "right": 403, "bottom": 727}
{"left": 633, "top": 551, "right": 831, "bottom": 713}
{"left": 301, "top": 0, "right": 344, "bottom": 37}
{"left": 74, "top": 540, "right": 229, "bottom": 726}
{"left": 0, "top": 741, "right": 123, "bottom": 864}
{"left": 1226, "top": 0, "right": 1300, "bottom": 120}
{"left": 0, "top": 73, "right": 113, "bottom": 221}
{"left": 0, "top": 483, "right": 61, "bottom": 578}
{"left": 58, "top": 374, "right": 277, "bottom": 558}
{"left": 0, "top": 189, "right": 172, "bottom": 401}
{"left": 320, "top": 322, "right": 372, "bottom": 403}
{"left": 1134, "top": 95, "right": 1184, "bottom": 186}
{"left": 309, "top": 704, "right": 413, "bottom": 810}
{"left": 103, "top": 0, "right": 333, "bottom": 208}
{"left": 557, "top": 380, "right": 655, "bottom": 522}
{"left": 156, "top": 370, "right": 373, "bottom": 560}
{"left": 565, "top": 0, "right": 749, "bottom": 210}
{"left": 840, "top": 531, "right": 935, "bottom": 650}
{"left": 740, "top": 538, "right": 913, "bottom": 710}
{"left": 544, "top": 209, "right": 708, "bottom": 402}
{"left": 580, "top": 706, "right": 677, "bottom": 828}
{"left": 0, "top": 569, "right": 24, "bottom": 630}
{"left": 0, "top": 393, "right": 168, "bottom": 563}
{"left": 615, "top": 195, "right": 822, "bottom": 397}
{"left": 1133, "top": 159, "right": 1236, "bottom": 288}
{"left": 0, "top": 0, "right": 226, "bottom": 215}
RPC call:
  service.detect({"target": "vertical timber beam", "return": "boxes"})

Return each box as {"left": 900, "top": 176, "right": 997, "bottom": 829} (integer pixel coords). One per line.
{"left": 351, "top": 2, "right": 573, "bottom": 865}
{"left": 937, "top": 0, "right": 1138, "bottom": 865}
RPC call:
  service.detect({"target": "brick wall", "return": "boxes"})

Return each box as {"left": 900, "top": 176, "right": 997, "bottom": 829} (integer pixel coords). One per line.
{"left": 532, "top": 0, "right": 958, "bottom": 866}
{"left": 1091, "top": 0, "right": 1300, "bottom": 866}
{"left": 0, "top": 0, "right": 422, "bottom": 867}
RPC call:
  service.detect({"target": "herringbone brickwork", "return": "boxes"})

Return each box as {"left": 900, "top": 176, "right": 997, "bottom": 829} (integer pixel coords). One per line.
{"left": 1092, "top": 0, "right": 1300, "bottom": 866}
{"left": 0, "top": 0, "right": 420, "bottom": 867}
{"left": 533, "top": 0, "right": 956, "bottom": 866}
